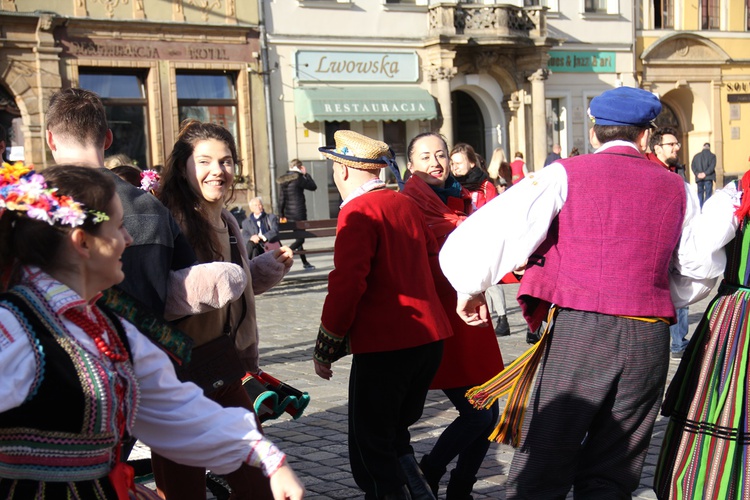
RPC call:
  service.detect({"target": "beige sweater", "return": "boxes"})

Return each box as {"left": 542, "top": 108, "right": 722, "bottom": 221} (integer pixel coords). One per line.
{"left": 170, "top": 209, "right": 289, "bottom": 373}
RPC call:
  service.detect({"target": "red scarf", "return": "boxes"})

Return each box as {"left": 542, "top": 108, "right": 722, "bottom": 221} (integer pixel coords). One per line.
{"left": 402, "top": 176, "right": 471, "bottom": 242}
{"left": 735, "top": 170, "right": 750, "bottom": 222}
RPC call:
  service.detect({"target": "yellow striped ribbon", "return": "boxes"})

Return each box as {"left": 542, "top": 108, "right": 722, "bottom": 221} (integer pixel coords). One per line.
{"left": 465, "top": 306, "right": 558, "bottom": 448}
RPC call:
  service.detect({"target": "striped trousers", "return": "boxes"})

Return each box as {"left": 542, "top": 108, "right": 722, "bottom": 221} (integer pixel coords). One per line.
{"left": 506, "top": 309, "right": 670, "bottom": 499}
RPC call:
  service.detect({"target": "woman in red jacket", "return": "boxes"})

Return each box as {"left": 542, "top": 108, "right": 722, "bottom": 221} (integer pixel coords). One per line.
{"left": 449, "top": 143, "right": 497, "bottom": 209}
{"left": 402, "top": 132, "right": 504, "bottom": 499}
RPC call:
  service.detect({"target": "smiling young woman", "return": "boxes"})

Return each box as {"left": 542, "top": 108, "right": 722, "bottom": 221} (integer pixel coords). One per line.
{"left": 155, "top": 120, "right": 295, "bottom": 499}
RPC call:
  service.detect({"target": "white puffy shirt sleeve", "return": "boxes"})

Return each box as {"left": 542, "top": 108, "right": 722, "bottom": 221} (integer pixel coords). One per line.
{"left": 0, "top": 310, "right": 285, "bottom": 477}
{"left": 127, "top": 323, "right": 286, "bottom": 476}
{"left": 670, "top": 181, "right": 740, "bottom": 307}
{"left": 439, "top": 163, "right": 568, "bottom": 299}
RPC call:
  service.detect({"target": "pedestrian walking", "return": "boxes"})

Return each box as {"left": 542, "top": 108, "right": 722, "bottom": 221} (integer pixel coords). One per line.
{"left": 277, "top": 159, "right": 317, "bottom": 269}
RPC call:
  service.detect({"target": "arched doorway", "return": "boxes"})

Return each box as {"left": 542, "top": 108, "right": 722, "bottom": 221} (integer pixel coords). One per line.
{"left": 0, "top": 85, "right": 21, "bottom": 162}
{"left": 451, "top": 90, "right": 485, "bottom": 158}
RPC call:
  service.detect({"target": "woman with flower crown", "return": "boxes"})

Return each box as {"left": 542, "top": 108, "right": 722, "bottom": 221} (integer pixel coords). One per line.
{"left": 0, "top": 163, "right": 304, "bottom": 500}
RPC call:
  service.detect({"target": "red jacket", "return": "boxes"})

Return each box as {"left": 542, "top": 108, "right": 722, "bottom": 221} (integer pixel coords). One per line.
{"left": 402, "top": 176, "right": 504, "bottom": 389}
{"left": 321, "top": 188, "right": 452, "bottom": 354}
{"left": 469, "top": 179, "right": 498, "bottom": 209}
{"left": 510, "top": 159, "right": 525, "bottom": 184}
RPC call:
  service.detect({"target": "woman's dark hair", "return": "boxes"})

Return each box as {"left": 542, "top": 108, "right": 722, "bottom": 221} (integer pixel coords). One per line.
{"left": 0, "top": 165, "right": 115, "bottom": 289}
{"left": 593, "top": 124, "right": 645, "bottom": 144}
{"left": 406, "top": 132, "right": 449, "bottom": 162}
{"left": 110, "top": 164, "right": 143, "bottom": 188}
{"left": 158, "top": 119, "right": 240, "bottom": 261}
{"left": 449, "top": 143, "right": 480, "bottom": 171}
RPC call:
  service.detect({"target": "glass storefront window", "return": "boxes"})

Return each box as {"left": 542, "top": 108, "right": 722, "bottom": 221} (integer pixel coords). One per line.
{"left": 177, "top": 73, "right": 238, "bottom": 140}
{"left": 79, "top": 71, "right": 149, "bottom": 169}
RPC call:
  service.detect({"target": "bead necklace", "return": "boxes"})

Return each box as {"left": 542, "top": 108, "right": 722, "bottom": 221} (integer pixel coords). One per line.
{"left": 64, "top": 307, "right": 130, "bottom": 363}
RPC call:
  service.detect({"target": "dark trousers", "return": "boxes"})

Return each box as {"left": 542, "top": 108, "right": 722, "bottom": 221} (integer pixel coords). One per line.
{"left": 506, "top": 309, "right": 670, "bottom": 499}
{"left": 288, "top": 238, "right": 310, "bottom": 265}
{"left": 427, "top": 386, "right": 499, "bottom": 480}
{"left": 349, "top": 341, "right": 444, "bottom": 499}
{"left": 696, "top": 179, "right": 713, "bottom": 207}
{"left": 151, "top": 379, "right": 273, "bottom": 500}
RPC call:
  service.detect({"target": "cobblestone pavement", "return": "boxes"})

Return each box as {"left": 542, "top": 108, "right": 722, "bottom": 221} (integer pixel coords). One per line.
{"left": 134, "top": 243, "right": 715, "bottom": 499}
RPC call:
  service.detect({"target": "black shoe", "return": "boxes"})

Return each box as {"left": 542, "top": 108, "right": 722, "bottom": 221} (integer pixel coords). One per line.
{"left": 445, "top": 471, "right": 476, "bottom": 500}
{"left": 398, "top": 454, "right": 437, "bottom": 500}
{"left": 303, "top": 263, "right": 315, "bottom": 270}
{"left": 419, "top": 455, "right": 445, "bottom": 496}
{"left": 380, "top": 485, "right": 412, "bottom": 500}
{"left": 494, "top": 315, "right": 510, "bottom": 337}
{"left": 526, "top": 325, "right": 542, "bottom": 345}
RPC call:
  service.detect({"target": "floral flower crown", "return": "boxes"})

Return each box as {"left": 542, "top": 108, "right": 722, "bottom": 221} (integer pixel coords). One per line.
{"left": 140, "top": 169, "right": 160, "bottom": 192}
{"left": 0, "top": 162, "right": 109, "bottom": 227}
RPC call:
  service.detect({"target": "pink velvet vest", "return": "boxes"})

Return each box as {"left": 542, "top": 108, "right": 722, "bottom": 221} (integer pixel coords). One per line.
{"left": 518, "top": 146, "right": 686, "bottom": 331}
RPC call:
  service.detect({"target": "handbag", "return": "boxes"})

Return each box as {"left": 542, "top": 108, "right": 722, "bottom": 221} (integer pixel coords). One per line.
{"left": 177, "top": 234, "right": 247, "bottom": 395}
{"left": 178, "top": 334, "right": 245, "bottom": 395}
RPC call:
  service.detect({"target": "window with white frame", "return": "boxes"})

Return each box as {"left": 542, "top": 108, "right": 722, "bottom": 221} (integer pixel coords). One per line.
{"left": 653, "top": 0, "right": 675, "bottom": 29}
{"left": 582, "top": 0, "right": 616, "bottom": 14}
{"left": 701, "top": 0, "right": 720, "bottom": 29}
{"left": 525, "top": 0, "right": 559, "bottom": 10}
{"left": 585, "top": 0, "right": 608, "bottom": 13}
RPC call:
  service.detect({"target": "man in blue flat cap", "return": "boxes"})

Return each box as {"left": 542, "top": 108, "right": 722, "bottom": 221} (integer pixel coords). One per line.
{"left": 439, "top": 86, "right": 721, "bottom": 499}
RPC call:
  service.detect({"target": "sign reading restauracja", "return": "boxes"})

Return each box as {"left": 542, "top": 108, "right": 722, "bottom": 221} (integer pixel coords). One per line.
{"left": 295, "top": 51, "right": 419, "bottom": 83}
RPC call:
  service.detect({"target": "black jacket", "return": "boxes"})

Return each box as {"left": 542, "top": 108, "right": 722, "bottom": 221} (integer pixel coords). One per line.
{"left": 277, "top": 170, "right": 317, "bottom": 221}
{"left": 691, "top": 149, "right": 717, "bottom": 181}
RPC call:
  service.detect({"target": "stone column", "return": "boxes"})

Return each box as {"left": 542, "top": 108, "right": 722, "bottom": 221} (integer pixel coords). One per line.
{"left": 503, "top": 95, "right": 521, "bottom": 159}
{"left": 426, "top": 66, "right": 457, "bottom": 146}
{"left": 711, "top": 80, "right": 724, "bottom": 186}
{"left": 528, "top": 68, "right": 548, "bottom": 172}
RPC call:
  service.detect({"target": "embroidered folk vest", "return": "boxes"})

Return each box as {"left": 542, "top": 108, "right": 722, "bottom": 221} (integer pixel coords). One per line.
{"left": 518, "top": 147, "right": 687, "bottom": 331}
{"left": 0, "top": 286, "right": 139, "bottom": 482}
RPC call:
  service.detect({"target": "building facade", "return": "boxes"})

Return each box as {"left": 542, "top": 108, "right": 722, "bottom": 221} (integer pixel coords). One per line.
{"left": 0, "top": 0, "right": 271, "bottom": 208}
{"left": 638, "top": 0, "right": 750, "bottom": 185}
{"left": 266, "top": 0, "right": 555, "bottom": 218}
{"left": 542, "top": 0, "right": 638, "bottom": 161}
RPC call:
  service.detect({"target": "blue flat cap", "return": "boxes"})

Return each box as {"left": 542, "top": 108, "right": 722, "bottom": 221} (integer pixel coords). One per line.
{"left": 588, "top": 87, "right": 662, "bottom": 128}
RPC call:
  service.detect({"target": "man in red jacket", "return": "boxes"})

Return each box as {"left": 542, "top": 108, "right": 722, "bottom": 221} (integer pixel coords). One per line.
{"left": 313, "top": 130, "right": 452, "bottom": 500}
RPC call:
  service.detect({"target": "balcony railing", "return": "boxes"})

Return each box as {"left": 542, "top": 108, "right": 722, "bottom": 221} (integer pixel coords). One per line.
{"left": 428, "top": 3, "right": 547, "bottom": 39}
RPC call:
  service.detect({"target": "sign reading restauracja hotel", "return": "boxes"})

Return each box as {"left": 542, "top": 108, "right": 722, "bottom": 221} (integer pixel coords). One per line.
{"left": 295, "top": 51, "right": 419, "bottom": 83}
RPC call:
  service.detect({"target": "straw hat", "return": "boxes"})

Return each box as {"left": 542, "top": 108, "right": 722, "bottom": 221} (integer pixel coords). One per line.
{"left": 318, "top": 130, "right": 392, "bottom": 170}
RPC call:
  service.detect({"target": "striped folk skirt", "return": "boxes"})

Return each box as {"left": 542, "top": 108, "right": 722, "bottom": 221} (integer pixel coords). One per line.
{"left": 655, "top": 284, "right": 750, "bottom": 500}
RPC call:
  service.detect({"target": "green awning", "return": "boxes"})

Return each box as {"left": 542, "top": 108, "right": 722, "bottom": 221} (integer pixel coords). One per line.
{"left": 294, "top": 87, "right": 437, "bottom": 123}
